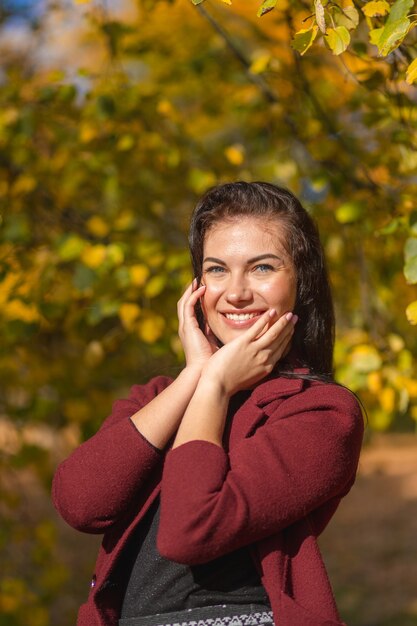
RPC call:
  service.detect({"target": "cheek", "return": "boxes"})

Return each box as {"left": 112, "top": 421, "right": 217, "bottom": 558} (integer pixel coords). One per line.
{"left": 201, "top": 284, "right": 222, "bottom": 317}
{"left": 261, "top": 278, "right": 296, "bottom": 306}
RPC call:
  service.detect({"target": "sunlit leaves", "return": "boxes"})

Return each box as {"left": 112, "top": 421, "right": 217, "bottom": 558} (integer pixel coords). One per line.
{"left": 350, "top": 344, "right": 383, "bottom": 373}
{"left": 406, "top": 57, "right": 417, "bottom": 84}
{"left": 405, "top": 301, "right": 417, "bottom": 324}
{"left": 292, "top": 26, "right": 319, "bottom": 55}
{"left": 362, "top": 0, "right": 390, "bottom": 17}
{"left": 257, "top": 0, "right": 278, "bottom": 17}
{"left": 371, "top": 0, "right": 414, "bottom": 55}
{"left": 325, "top": 26, "right": 350, "bottom": 54}
{"left": 404, "top": 238, "right": 417, "bottom": 284}
{"left": 333, "top": 5, "right": 360, "bottom": 29}
{"left": 224, "top": 144, "right": 245, "bottom": 165}
{"left": 335, "top": 201, "right": 363, "bottom": 223}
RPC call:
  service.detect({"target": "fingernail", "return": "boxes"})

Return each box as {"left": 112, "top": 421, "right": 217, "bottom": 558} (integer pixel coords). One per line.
{"left": 269, "top": 309, "right": 277, "bottom": 318}
{"left": 285, "top": 312, "right": 293, "bottom": 321}
{"left": 291, "top": 314, "right": 298, "bottom": 325}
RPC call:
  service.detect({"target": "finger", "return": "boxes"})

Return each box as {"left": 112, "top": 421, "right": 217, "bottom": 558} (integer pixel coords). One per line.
{"left": 177, "top": 282, "right": 194, "bottom": 313}
{"left": 255, "top": 312, "right": 297, "bottom": 348}
{"left": 241, "top": 309, "right": 278, "bottom": 342}
{"left": 205, "top": 324, "right": 220, "bottom": 351}
{"left": 180, "top": 285, "right": 206, "bottom": 327}
{"left": 177, "top": 281, "right": 201, "bottom": 315}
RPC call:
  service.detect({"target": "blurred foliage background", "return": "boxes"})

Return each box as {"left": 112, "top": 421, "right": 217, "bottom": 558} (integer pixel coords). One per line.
{"left": 0, "top": 0, "right": 417, "bottom": 623}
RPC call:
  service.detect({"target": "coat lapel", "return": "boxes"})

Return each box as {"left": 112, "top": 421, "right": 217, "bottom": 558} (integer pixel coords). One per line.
{"left": 228, "top": 375, "right": 306, "bottom": 447}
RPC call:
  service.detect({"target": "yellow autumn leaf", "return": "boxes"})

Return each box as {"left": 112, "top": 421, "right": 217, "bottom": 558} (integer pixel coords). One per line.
{"left": 87, "top": 216, "right": 110, "bottom": 238}
{"left": 350, "top": 344, "right": 382, "bottom": 372}
{"left": 401, "top": 377, "right": 417, "bottom": 397}
{"left": 224, "top": 144, "right": 245, "bottom": 166}
{"left": 107, "top": 243, "right": 124, "bottom": 266}
{"left": 405, "top": 300, "right": 417, "bottom": 324}
{"left": 249, "top": 52, "right": 271, "bottom": 74}
{"left": 370, "top": 409, "right": 394, "bottom": 430}
{"left": 157, "top": 99, "right": 174, "bottom": 116}
{"left": 114, "top": 210, "right": 135, "bottom": 231}
{"left": 367, "top": 371, "right": 382, "bottom": 394}
{"left": 79, "top": 123, "right": 98, "bottom": 143}
{"left": 138, "top": 315, "right": 166, "bottom": 343}
{"left": 119, "top": 303, "right": 141, "bottom": 330}
{"left": 81, "top": 244, "right": 107, "bottom": 268}
{"left": 362, "top": 0, "right": 390, "bottom": 16}
{"left": 144, "top": 275, "right": 167, "bottom": 298}
{"left": 117, "top": 134, "right": 135, "bottom": 151}
{"left": 406, "top": 58, "right": 417, "bottom": 84}
{"left": 4, "top": 299, "right": 39, "bottom": 323}
{"left": 130, "top": 264, "right": 150, "bottom": 287}
{"left": 380, "top": 386, "right": 395, "bottom": 413}
{"left": 11, "top": 175, "right": 37, "bottom": 195}
{"left": 0, "top": 273, "right": 19, "bottom": 305}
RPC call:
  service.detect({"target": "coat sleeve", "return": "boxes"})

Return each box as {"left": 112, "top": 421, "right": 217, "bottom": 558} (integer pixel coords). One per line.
{"left": 157, "top": 383, "right": 363, "bottom": 564}
{"left": 52, "top": 375, "right": 172, "bottom": 533}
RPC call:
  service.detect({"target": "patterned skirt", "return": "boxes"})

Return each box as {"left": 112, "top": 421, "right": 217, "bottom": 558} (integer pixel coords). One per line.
{"left": 118, "top": 603, "right": 275, "bottom": 626}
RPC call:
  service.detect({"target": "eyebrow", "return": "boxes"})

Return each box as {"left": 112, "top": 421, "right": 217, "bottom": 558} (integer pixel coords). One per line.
{"left": 203, "top": 254, "right": 284, "bottom": 265}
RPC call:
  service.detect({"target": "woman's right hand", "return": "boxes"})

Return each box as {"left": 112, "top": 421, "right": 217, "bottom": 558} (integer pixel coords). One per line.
{"left": 177, "top": 282, "right": 218, "bottom": 371}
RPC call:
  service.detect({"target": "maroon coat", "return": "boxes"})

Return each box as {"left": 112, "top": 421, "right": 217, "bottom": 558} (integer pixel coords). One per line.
{"left": 52, "top": 372, "right": 363, "bottom": 626}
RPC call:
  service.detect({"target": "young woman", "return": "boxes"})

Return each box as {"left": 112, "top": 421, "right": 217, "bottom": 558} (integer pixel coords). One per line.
{"left": 52, "top": 182, "right": 363, "bottom": 626}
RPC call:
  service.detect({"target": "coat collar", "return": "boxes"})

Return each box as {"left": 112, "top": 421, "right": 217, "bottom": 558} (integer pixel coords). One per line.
{"left": 227, "top": 369, "right": 309, "bottom": 446}
{"left": 251, "top": 372, "right": 307, "bottom": 407}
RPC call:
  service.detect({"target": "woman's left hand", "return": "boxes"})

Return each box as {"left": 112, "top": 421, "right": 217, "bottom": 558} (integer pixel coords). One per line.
{"left": 201, "top": 309, "right": 297, "bottom": 396}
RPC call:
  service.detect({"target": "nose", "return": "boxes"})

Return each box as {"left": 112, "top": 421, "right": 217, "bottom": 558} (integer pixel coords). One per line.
{"left": 225, "top": 274, "right": 253, "bottom": 304}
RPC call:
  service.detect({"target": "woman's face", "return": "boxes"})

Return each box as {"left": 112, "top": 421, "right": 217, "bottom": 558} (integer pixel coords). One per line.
{"left": 201, "top": 216, "right": 297, "bottom": 345}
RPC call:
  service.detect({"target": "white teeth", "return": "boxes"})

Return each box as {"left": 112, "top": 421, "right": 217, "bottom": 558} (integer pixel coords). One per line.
{"left": 225, "top": 313, "right": 258, "bottom": 321}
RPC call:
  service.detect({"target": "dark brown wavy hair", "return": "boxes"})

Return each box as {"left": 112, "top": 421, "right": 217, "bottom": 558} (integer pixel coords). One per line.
{"left": 188, "top": 181, "right": 335, "bottom": 377}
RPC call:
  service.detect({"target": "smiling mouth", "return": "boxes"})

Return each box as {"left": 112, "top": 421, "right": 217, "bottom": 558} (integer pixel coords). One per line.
{"left": 224, "top": 312, "right": 262, "bottom": 321}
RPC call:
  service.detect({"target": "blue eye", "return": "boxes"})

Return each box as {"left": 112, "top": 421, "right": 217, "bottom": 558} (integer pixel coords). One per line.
{"left": 205, "top": 265, "right": 226, "bottom": 273}
{"left": 254, "top": 264, "right": 274, "bottom": 272}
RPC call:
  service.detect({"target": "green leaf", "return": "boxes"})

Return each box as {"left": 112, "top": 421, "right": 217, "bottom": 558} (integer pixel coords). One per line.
{"left": 404, "top": 238, "right": 417, "bottom": 283}
{"left": 73, "top": 264, "right": 97, "bottom": 292}
{"left": 58, "top": 235, "right": 86, "bottom": 261}
{"left": 191, "top": 0, "right": 205, "bottom": 4}
{"left": 404, "top": 258, "right": 417, "bottom": 284}
{"left": 377, "top": 17, "right": 410, "bottom": 55}
{"left": 404, "top": 237, "right": 417, "bottom": 261}
{"left": 376, "top": 0, "right": 414, "bottom": 55}
{"left": 377, "top": 218, "right": 399, "bottom": 235}
{"left": 257, "top": 0, "right": 278, "bottom": 17}
{"left": 291, "top": 26, "right": 319, "bottom": 55}
{"left": 369, "top": 27, "right": 384, "bottom": 45}
{"left": 334, "top": 5, "right": 360, "bottom": 30}
{"left": 406, "top": 57, "right": 417, "bottom": 84}
{"left": 362, "top": 0, "right": 390, "bottom": 17}
{"left": 325, "top": 26, "right": 350, "bottom": 54}
{"left": 315, "top": 0, "right": 326, "bottom": 33}
{"left": 388, "top": 0, "right": 413, "bottom": 22}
